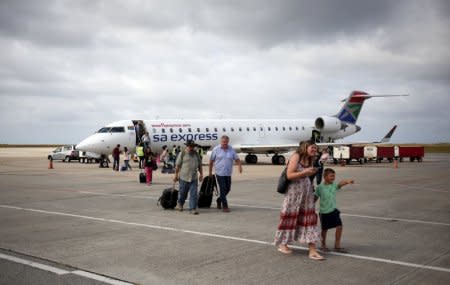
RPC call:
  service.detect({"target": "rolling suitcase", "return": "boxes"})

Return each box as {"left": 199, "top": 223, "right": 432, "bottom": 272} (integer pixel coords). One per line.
{"left": 139, "top": 171, "right": 146, "bottom": 183}
{"left": 198, "top": 175, "right": 217, "bottom": 208}
{"left": 158, "top": 185, "right": 179, "bottom": 209}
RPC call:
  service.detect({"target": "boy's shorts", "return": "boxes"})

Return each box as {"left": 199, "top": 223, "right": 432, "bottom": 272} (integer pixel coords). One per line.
{"left": 319, "top": 209, "right": 342, "bottom": 230}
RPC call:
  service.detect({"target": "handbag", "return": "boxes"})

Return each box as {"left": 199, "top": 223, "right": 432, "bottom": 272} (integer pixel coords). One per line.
{"left": 276, "top": 167, "right": 290, "bottom": 194}
{"left": 152, "top": 160, "right": 158, "bottom": 171}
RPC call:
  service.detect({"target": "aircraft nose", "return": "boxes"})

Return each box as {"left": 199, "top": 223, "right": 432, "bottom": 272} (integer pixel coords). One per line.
{"left": 76, "top": 136, "right": 96, "bottom": 152}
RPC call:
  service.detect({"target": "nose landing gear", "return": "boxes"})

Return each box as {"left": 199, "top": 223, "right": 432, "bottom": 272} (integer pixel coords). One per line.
{"left": 99, "top": 155, "right": 110, "bottom": 168}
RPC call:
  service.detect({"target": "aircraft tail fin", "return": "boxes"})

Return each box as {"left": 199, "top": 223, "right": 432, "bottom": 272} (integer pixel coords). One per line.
{"left": 336, "top": 91, "right": 408, "bottom": 125}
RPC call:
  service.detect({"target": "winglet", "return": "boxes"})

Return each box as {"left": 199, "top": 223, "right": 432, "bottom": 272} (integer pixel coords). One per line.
{"left": 379, "top": 125, "right": 397, "bottom": 143}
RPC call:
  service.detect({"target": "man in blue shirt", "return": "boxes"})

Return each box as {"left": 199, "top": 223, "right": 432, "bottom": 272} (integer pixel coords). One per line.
{"left": 209, "top": 135, "right": 242, "bottom": 212}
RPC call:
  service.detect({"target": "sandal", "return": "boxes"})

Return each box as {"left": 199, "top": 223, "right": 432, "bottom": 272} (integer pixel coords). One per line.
{"left": 334, "top": 248, "right": 349, "bottom": 253}
{"left": 309, "top": 253, "right": 326, "bottom": 261}
{"left": 277, "top": 246, "right": 293, "bottom": 255}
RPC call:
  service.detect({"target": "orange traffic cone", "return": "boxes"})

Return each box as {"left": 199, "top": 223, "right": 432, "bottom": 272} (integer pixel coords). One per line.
{"left": 48, "top": 159, "right": 54, "bottom": 169}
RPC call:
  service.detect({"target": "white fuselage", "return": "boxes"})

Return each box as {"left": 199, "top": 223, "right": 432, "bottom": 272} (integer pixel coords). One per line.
{"left": 76, "top": 118, "right": 359, "bottom": 155}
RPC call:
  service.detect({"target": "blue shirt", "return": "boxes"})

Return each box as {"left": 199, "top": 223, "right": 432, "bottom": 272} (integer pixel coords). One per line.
{"left": 210, "top": 145, "right": 239, "bottom": 176}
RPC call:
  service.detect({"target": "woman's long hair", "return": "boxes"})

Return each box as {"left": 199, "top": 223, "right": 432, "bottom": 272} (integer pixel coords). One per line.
{"left": 296, "top": 140, "right": 316, "bottom": 166}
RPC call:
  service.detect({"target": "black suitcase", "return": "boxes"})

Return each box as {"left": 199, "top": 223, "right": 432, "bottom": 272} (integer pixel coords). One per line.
{"left": 139, "top": 172, "right": 146, "bottom": 183}
{"left": 158, "top": 187, "right": 179, "bottom": 209}
{"left": 198, "top": 175, "right": 217, "bottom": 208}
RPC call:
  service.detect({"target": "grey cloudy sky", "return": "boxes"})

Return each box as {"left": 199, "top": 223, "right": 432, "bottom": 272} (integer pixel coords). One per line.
{"left": 0, "top": 0, "right": 449, "bottom": 144}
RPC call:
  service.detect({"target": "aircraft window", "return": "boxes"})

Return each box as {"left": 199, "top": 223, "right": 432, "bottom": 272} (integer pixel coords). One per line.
{"left": 238, "top": 127, "right": 242, "bottom": 132}
{"left": 302, "top": 126, "right": 305, "bottom": 130}
{"left": 170, "top": 128, "right": 173, "bottom": 133}
{"left": 223, "top": 127, "right": 226, "bottom": 132}
{"left": 231, "top": 127, "right": 235, "bottom": 132}
{"left": 206, "top": 128, "right": 210, "bottom": 132}
{"left": 214, "top": 127, "right": 218, "bottom": 132}
{"left": 260, "top": 127, "right": 263, "bottom": 131}
{"left": 188, "top": 128, "right": 192, "bottom": 132}
{"left": 97, "top": 127, "right": 111, "bottom": 133}
{"left": 246, "top": 127, "right": 250, "bottom": 131}
{"left": 111, "top": 127, "right": 125, "bottom": 133}
{"left": 275, "top": 127, "right": 279, "bottom": 131}
{"left": 282, "top": 127, "right": 286, "bottom": 131}
{"left": 289, "top": 126, "right": 292, "bottom": 131}
{"left": 295, "top": 126, "right": 299, "bottom": 131}
{"left": 153, "top": 128, "right": 157, "bottom": 133}
{"left": 162, "top": 128, "right": 166, "bottom": 133}
{"left": 268, "top": 127, "right": 271, "bottom": 131}
{"left": 197, "top": 128, "right": 201, "bottom": 133}
{"left": 179, "top": 128, "right": 183, "bottom": 133}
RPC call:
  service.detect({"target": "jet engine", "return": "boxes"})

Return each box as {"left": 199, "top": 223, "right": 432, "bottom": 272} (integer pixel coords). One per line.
{"left": 315, "top": 116, "right": 342, "bottom": 132}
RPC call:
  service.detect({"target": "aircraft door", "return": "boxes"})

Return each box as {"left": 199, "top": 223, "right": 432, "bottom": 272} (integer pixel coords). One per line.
{"left": 312, "top": 130, "right": 321, "bottom": 143}
{"left": 132, "top": 120, "right": 146, "bottom": 146}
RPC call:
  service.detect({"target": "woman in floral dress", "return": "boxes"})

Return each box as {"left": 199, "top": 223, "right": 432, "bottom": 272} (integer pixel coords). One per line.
{"left": 274, "top": 140, "right": 324, "bottom": 260}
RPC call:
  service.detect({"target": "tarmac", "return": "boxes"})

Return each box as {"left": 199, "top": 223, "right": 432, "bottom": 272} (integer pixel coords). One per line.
{"left": 0, "top": 148, "right": 449, "bottom": 285}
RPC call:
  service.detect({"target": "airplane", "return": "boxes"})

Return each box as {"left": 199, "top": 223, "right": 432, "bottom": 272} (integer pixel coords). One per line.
{"left": 76, "top": 90, "right": 407, "bottom": 167}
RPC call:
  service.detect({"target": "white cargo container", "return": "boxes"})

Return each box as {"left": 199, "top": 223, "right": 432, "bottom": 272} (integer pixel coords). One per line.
{"left": 364, "top": 145, "right": 378, "bottom": 161}
{"left": 333, "top": 146, "right": 350, "bottom": 164}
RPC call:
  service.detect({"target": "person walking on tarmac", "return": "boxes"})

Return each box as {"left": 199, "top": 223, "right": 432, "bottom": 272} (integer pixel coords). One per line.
{"left": 174, "top": 140, "right": 203, "bottom": 215}
{"left": 136, "top": 143, "right": 145, "bottom": 169}
{"left": 123, "top": 147, "right": 132, "bottom": 171}
{"left": 144, "top": 147, "right": 155, "bottom": 185}
{"left": 160, "top": 145, "right": 169, "bottom": 166}
{"left": 197, "top": 146, "right": 204, "bottom": 161}
{"left": 209, "top": 135, "right": 242, "bottom": 212}
{"left": 112, "top": 144, "right": 121, "bottom": 171}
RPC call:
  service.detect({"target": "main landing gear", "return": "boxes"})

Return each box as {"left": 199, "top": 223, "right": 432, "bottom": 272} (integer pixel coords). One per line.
{"left": 244, "top": 154, "right": 286, "bottom": 165}
{"left": 272, "top": 154, "right": 286, "bottom": 165}
{"left": 245, "top": 154, "right": 258, "bottom": 164}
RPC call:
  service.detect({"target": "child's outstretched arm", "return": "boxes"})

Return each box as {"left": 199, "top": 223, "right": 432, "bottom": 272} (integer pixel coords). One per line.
{"left": 338, "top": 179, "right": 355, "bottom": 188}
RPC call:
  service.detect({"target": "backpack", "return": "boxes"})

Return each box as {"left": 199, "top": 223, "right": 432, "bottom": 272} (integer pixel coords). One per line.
{"left": 158, "top": 187, "right": 179, "bottom": 209}
{"left": 198, "top": 175, "right": 217, "bottom": 208}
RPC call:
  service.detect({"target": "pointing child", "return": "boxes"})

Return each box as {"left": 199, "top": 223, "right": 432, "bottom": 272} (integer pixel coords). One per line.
{"left": 315, "top": 168, "right": 354, "bottom": 253}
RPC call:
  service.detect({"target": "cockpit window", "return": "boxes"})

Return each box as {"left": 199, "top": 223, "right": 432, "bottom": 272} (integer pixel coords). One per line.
{"left": 97, "top": 127, "right": 111, "bottom": 133}
{"left": 110, "top": 127, "right": 125, "bottom": 133}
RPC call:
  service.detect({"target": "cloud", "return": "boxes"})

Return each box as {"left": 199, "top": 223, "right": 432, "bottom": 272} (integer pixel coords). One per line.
{"left": 0, "top": 0, "right": 449, "bottom": 144}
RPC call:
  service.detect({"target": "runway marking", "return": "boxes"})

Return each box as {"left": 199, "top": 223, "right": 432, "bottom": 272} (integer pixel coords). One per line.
{"left": 0, "top": 252, "right": 135, "bottom": 285}
{"left": 0, "top": 252, "right": 68, "bottom": 275}
{"left": 1, "top": 204, "right": 449, "bottom": 273}
{"left": 78, "top": 191, "right": 450, "bottom": 227}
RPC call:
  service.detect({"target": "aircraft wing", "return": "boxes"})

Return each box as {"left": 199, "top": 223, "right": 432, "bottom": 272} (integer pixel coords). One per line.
{"left": 235, "top": 125, "right": 398, "bottom": 154}
{"left": 235, "top": 144, "right": 299, "bottom": 154}
{"left": 317, "top": 125, "right": 398, "bottom": 147}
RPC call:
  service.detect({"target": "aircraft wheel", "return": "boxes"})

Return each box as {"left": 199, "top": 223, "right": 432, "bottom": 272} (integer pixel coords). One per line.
{"left": 246, "top": 154, "right": 258, "bottom": 164}
{"left": 272, "top": 155, "right": 279, "bottom": 165}
{"left": 277, "top": 155, "right": 286, "bottom": 165}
